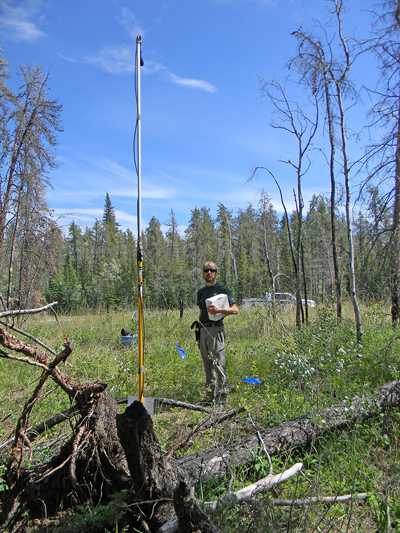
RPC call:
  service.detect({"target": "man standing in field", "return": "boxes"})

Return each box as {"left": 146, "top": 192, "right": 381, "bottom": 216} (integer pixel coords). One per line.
{"left": 197, "top": 261, "right": 238, "bottom": 405}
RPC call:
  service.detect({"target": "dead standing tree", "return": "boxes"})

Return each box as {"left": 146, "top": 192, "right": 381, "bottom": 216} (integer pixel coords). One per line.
{"left": 289, "top": 0, "right": 363, "bottom": 339}
{"left": 255, "top": 78, "right": 318, "bottom": 326}
{"left": 0, "top": 61, "right": 62, "bottom": 315}
{"left": 361, "top": 0, "right": 400, "bottom": 324}
{"left": 289, "top": 28, "right": 343, "bottom": 321}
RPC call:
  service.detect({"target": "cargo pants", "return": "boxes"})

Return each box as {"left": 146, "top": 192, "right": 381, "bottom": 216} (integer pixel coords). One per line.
{"left": 199, "top": 325, "right": 228, "bottom": 403}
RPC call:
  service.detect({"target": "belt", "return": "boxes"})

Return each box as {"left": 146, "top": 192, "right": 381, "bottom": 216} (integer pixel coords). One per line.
{"left": 202, "top": 321, "right": 224, "bottom": 328}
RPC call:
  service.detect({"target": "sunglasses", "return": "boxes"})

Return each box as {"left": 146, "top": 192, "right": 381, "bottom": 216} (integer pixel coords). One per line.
{"left": 203, "top": 268, "right": 217, "bottom": 273}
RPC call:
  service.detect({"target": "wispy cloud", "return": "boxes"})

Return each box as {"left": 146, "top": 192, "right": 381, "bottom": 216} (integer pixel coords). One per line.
{"left": 57, "top": 54, "right": 77, "bottom": 63}
{"left": 50, "top": 152, "right": 176, "bottom": 204}
{"left": 168, "top": 73, "right": 217, "bottom": 93}
{"left": 85, "top": 46, "right": 217, "bottom": 93}
{"left": 115, "top": 209, "right": 137, "bottom": 226}
{"left": 82, "top": 5, "right": 217, "bottom": 93}
{"left": 84, "top": 6, "right": 144, "bottom": 74}
{"left": 85, "top": 45, "right": 136, "bottom": 74}
{"left": 0, "top": 0, "right": 46, "bottom": 42}
{"left": 117, "top": 7, "right": 145, "bottom": 39}
{"left": 141, "top": 60, "right": 166, "bottom": 76}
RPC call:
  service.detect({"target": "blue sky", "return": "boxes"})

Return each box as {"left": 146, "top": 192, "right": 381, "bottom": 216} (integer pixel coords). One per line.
{"left": 0, "top": 0, "right": 375, "bottom": 235}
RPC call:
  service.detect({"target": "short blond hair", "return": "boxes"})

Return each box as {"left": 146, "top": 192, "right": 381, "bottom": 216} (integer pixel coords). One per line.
{"left": 203, "top": 261, "right": 217, "bottom": 271}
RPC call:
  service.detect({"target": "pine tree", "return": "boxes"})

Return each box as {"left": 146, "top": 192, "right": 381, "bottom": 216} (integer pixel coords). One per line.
{"left": 103, "top": 193, "right": 116, "bottom": 225}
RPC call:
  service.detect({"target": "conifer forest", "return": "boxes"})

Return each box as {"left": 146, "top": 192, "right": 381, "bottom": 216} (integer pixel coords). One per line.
{"left": 46, "top": 191, "right": 388, "bottom": 315}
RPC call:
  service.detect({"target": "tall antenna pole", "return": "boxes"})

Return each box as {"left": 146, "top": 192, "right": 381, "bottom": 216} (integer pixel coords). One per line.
{"left": 136, "top": 35, "right": 144, "bottom": 405}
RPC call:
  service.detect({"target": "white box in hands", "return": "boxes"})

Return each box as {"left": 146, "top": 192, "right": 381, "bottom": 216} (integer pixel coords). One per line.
{"left": 205, "top": 293, "right": 229, "bottom": 321}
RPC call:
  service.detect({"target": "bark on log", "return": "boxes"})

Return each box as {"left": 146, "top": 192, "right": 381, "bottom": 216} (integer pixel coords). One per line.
{"left": 177, "top": 378, "right": 400, "bottom": 485}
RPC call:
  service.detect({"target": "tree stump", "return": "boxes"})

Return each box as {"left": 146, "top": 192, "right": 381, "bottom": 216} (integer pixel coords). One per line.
{"left": 116, "top": 401, "right": 179, "bottom": 531}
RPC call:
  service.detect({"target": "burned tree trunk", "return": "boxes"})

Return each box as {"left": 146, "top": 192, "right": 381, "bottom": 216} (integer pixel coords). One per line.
{"left": 116, "top": 401, "right": 180, "bottom": 532}
{"left": 116, "top": 401, "right": 223, "bottom": 533}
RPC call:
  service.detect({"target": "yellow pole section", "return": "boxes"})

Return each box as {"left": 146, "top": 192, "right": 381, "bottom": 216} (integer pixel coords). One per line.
{"left": 138, "top": 253, "right": 144, "bottom": 404}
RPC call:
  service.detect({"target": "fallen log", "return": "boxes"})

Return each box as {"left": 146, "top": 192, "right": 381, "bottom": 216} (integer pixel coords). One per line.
{"left": 156, "top": 398, "right": 220, "bottom": 414}
{"left": 177, "top": 378, "right": 400, "bottom": 485}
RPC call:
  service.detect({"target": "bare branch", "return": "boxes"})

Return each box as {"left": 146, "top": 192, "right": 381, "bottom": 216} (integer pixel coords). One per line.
{"left": 0, "top": 319, "right": 56, "bottom": 355}
{"left": 0, "top": 301, "right": 58, "bottom": 318}
{"left": 160, "top": 463, "right": 304, "bottom": 533}
{"left": 268, "top": 492, "right": 370, "bottom": 506}
{"left": 0, "top": 406, "right": 81, "bottom": 450}
{"left": 205, "top": 462, "right": 304, "bottom": 510}
{"left": 156, "top": 397, "right": 221, "bottom": 414}
{"left": 0, "top": 349, "right": 50, "bottom": 370}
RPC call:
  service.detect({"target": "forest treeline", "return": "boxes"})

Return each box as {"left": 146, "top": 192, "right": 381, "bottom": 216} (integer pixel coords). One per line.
{"left": 1, "top": 0, "right": 400, "bottom": 321}
{"left": 40, "top": 188, "right": 388, "bottom": 313}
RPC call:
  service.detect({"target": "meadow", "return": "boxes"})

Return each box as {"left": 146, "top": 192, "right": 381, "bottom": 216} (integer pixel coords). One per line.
{"left": 1, "top": 301, "right": 400, "bottom": 532}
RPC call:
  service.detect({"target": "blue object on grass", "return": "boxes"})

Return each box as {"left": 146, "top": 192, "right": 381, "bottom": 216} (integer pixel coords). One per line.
{"left": 176, "top": 344, "right": 186, "bottom": 359}
{"left": 121, "top": 334, "right": 138, "bottom": 348}
{"left": 244, "top": 377, "right": 262, "bottom": 385}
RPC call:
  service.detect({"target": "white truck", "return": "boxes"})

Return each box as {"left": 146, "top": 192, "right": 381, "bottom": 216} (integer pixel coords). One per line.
{"left": 242, "top": 293, "right": 316, "bottom": 309}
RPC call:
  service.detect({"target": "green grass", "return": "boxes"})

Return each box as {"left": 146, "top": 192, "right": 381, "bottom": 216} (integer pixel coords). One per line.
{"left": 1, "top": 301, "right": 400, "bottom": 531}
